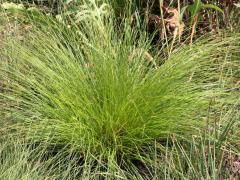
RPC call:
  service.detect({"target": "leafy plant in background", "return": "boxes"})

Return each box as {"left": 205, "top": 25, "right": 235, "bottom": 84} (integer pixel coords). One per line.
{"left": 183, "top": 0, "right": 224, "bottom": 44}
{"left": 1, "top": 2, "right": 24, "bottom": 10}
{"left": 1, "top": 1, "right": 41, "bottom": 17}
{"left": 56, "top": 0, "right": 110, "bottom": 24}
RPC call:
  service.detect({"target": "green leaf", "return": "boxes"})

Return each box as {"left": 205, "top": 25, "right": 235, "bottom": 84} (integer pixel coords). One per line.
{"left": 63, "top": 0, "right": 74, "bottom": 4}
{"left": 189, "top": 0, "right": 203, "bottom": 15}
{"left": 187, "top": 0, "right": 203, "bottom": 23}
{"left": 180, "top": 6, "right": 188, "bottom": 21}
{"left": 202, "top": 4, "right": 224, "bottom": 14}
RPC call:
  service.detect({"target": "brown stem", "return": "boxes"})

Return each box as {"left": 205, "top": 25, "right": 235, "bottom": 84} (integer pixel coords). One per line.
{"left": 190, "top": 15, "right": 198, "bottom": 45}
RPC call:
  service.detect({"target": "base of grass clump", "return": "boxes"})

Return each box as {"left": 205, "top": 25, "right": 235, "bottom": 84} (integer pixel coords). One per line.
{"left": 0, "top": 3, "right": 239, "bottom": 178}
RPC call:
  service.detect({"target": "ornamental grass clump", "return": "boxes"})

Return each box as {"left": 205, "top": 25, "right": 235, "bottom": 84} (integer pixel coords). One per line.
{"left": 0, "top": 1, "right": 239, "bottom": 172}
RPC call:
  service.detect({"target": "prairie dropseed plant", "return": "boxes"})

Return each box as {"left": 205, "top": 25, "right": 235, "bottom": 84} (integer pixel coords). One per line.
{"left": 0, "top": 1, "right": 239, "bottom": 178}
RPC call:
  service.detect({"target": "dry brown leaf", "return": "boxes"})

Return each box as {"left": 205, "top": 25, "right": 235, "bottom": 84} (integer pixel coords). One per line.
{"left": 165, "top": 8, "right": 185, "bottom": 40}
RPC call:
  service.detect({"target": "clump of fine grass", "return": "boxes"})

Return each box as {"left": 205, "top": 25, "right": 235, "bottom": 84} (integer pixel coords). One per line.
{"left": 0, "top": 1, "right": 239, "bottom": 177}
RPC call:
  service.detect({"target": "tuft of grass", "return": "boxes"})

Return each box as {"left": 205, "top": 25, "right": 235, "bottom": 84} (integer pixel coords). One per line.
{"left": 0, "top": 1, "right": 239, "bottom": 177}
